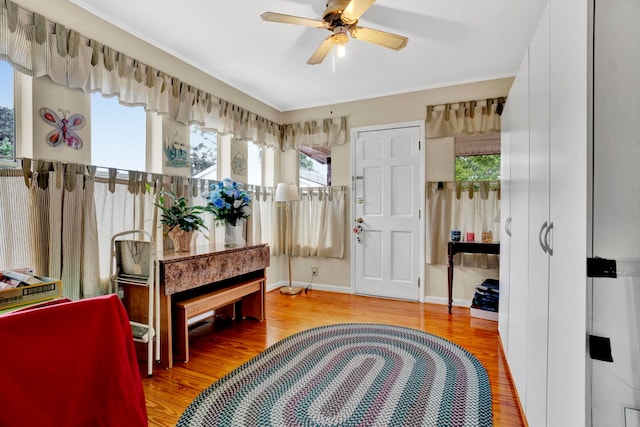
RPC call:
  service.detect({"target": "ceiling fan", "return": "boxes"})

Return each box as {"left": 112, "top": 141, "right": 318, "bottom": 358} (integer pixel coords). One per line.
{"left": 261, "top": 0, "right": 409, "bottom": 65}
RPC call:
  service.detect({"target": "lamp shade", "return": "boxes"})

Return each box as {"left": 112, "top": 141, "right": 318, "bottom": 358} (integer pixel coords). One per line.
{"left": 275, "top": 183, "right": 299, "bottom": 202}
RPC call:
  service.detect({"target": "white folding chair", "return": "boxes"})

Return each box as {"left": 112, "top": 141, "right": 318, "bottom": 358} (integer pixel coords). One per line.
{"left": 110, "top": 230, "right": 160, "bottom": 376}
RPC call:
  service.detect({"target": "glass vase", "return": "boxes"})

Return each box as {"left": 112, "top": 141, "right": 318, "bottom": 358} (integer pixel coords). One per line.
{"left": 224, "top": 221, "right": 236, "bottom": 247}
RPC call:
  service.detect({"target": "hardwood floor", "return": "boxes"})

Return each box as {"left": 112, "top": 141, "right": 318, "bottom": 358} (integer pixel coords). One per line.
{"left": 141, "top": 290, "right": 525, "bottom": 426}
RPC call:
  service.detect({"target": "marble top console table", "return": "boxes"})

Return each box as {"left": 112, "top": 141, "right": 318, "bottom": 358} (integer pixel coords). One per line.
{"left": 157, "top": 243, "right": 270, "bottom": 368}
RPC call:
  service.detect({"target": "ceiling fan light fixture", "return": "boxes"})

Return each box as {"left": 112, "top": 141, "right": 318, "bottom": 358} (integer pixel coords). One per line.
{"left": 332, "top": 31, "right": 349, "bottom": 45}
{"left": 336, "top": 44, "right": 346, "bottom": 58}
{"left": 263, "top": 0, "right": 408, "bottom": 65}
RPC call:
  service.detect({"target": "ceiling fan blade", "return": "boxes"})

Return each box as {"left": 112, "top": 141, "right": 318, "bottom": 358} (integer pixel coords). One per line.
{"left": 342, "top": 0, "right": 376, "bottom": 24}
{"left": 350, "top": 26, "right": 408, "bottom": 50}
{"left": 307, "top": 36, "right": 335, "bottom": 65}
{"left": 261, "top": 12, "right": 327, "bottom": 28}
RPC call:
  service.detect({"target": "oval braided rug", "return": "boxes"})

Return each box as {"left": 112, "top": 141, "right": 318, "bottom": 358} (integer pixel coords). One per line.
{"left": 177, "top": 323, "right": 492, "bottom": 427}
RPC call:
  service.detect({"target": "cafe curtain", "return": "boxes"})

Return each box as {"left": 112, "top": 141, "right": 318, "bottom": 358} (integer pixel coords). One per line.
{"left": 290, "top": 186, "right": 346, "bottom": 259}
{"left": 425, "top": 182, "right": 500, "bottom": 268}
{"left": 13, "top": 161, "right": 104, "bottom": 299}
{"left": 0, "top": 170, "right": 34, "bottom": 273}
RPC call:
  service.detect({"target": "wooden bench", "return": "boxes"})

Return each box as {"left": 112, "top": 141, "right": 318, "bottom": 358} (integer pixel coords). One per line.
{"left": 174, "top": 276, "right": 265, "bottom": 362}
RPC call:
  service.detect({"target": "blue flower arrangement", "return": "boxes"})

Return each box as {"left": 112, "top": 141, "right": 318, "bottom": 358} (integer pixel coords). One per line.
{"left": 206, "top": 178, "right": 251, "bottom": 226}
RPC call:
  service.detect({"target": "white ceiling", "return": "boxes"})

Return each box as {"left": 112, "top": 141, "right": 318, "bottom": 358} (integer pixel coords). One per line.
{"left": 69, "top": 0, "right": 547, "bottom": 112}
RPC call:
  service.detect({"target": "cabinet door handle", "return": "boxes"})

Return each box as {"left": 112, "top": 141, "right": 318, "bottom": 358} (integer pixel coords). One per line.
{"left": 544, "top": 221, "right": 554, "bottom": 256}
{"left": 539, "top": 221, "right": 549, "bottom": 253}
{"left": 505, "top": 217, "right": 512, "bottom": 236}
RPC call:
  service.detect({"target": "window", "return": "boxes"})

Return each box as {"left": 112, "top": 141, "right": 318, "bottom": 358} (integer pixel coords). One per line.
{"left": 455, "top": 133, "right": 501, "bottom": 181}
{"left": 299, "top": 146, "right": 331, "bottom": 187}
{"left": 91, "top": 93, "right": 146, "bottom": 171}
{"left": 455, "top": 154, "right": 501, "bottom": 181}
{"left": 190, "top": 125, "right": 217, "bottom": 178}
{"left": 0, "top": 62, "right": 15, "bottom": 159}
{"left": 247, "top": 142, "right": 262, "bottom": 186}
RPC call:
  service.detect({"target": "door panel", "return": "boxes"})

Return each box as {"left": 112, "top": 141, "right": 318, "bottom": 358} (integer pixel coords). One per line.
{"left": 525, "top": 5, "right": 550, "bottom": 426}
{"left": 546, "top": 0, "right": 589, "bottom": 424}
{"left": 353, "top": 125, "right": 421, "bottom": 301}
{"left": 506, "top": 52, "right": 531, "bottom": 405}
{"left": 391, "top": 231, "right": 413, "bottom": 282}
{"left": 363, "top": 166, "right": 383, "bottom": 216}
{"left": 363, "top": 230, "right": 383, "bottom": 279}
{"left": 499, "top": 101, "right": 512, "bottom": 348}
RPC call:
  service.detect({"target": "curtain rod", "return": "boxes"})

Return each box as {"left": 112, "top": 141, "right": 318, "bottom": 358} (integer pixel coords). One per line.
{"left": 10, "top": 156, "right": 346, "bottom": 195}
{"left": 426, "top": 180, "right": 501, "bottom": 187}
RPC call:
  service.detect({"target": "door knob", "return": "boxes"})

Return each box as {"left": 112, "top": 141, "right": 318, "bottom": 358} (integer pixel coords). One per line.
{"left": 356, "top": 217, "right": 363, "bottom": 223}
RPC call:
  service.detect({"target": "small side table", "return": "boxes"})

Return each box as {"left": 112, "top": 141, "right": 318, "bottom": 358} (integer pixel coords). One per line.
{"left": 447, "top": 241, "right": 500, "bottom": 314}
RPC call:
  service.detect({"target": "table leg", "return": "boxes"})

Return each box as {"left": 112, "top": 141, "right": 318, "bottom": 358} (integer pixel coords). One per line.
{"left": 159, "top": 293, "right": 173, "bottom": 369}
{"left": 448, "top": 253, "right": 454, "bottom": 314}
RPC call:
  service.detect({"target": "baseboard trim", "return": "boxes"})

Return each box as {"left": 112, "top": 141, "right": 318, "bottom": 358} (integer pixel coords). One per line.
{"left": 267, "top": 281, "right": 353, "bottom": 294}
{"left": 267, "top": 283, "right": 473, "bottom": 307}
{"left": 424, "top": 296, "right": 472, "bottom": 308}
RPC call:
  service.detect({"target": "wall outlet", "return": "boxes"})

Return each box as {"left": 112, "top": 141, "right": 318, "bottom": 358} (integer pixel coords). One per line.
{"left": 311, "top": 267, "right": 318, "bottom": 277}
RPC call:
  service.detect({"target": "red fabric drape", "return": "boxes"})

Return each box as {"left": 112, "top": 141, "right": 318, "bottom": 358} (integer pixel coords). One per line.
{"left": 0, "top": 294, "right": 147, "bottom": 427}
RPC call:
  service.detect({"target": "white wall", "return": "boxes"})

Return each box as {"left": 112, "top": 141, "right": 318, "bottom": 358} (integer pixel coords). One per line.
{"left": 32, "top": 77, "right": 91, "bottom": 164}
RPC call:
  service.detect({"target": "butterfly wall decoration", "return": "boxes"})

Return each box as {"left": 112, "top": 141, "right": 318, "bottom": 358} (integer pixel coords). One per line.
{"left": 39, "top": 107, "right": 86, "bottom": 150}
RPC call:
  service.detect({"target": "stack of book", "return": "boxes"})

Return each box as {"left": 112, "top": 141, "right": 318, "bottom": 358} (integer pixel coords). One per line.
{"left": 470, "top": 278, "right": 499, "bottom": 321}
{"left": 0, "top": 269, "right": 42, "bottom": 289}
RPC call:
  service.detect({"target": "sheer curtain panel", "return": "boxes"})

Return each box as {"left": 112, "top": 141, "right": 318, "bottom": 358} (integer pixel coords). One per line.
{"left": 290, "top": 187, "right": 345, "bottom": 259}
{"left": 426, "top": 182, "right": 500, "bottom": 268}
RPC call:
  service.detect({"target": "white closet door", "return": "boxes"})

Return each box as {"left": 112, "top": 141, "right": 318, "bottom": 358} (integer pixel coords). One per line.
{"left": 547, "top": 0, "right": 589, "bottom": 425}
{"left": 498, "top": 102, "right": 511, "bottom": 350}
{"left": 526, "top": 5, "right": 550, "bottom": 426}
{"left": 505, "top": 52, "right": 531, "bottom": 405}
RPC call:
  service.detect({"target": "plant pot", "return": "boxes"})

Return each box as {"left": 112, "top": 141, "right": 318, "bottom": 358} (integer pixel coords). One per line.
{"left": 168, "top": 228, "right": 195, "bottom": 252}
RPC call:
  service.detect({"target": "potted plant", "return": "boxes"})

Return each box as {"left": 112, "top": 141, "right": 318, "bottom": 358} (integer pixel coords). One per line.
{"left": 155, "top": 190, "right": 208, "bottom": 252}
{"left": 205, "top": 178, "right": 251, "bottom": 247}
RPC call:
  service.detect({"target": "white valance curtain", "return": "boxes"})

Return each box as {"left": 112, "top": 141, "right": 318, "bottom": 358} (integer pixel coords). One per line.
{"left": 281, "top": 116, "right": 347, "bottom": 150}
{"left": 0, "top": 1, "right": 280, "bottom": 147}
{"left": 426, "top": 97, "right": 505, "bottom": 138}
{"left": 0, "top": 1, "right": 348, "bottom": 151}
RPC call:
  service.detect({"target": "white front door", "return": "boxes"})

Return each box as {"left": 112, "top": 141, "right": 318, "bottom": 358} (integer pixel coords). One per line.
{"left": 352, "top": 123, "right": 423, "bottom": 301}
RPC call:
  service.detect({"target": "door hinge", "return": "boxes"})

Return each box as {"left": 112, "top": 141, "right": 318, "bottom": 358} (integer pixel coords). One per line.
{"left": 418, "top": 277, "right": 421, "bottom": 288}
{"left": 419, "top": 209, "right": 421, "bottom": 219}
{"left": 418, "top": 140, "right": 421, "bottom": 150}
